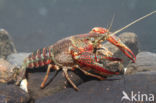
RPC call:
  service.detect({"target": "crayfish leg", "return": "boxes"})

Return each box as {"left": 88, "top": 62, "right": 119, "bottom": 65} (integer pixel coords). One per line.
{"left": 40, "top": 64, "right": 59, "bottom": 89}
{"left": 63, "top": 67, "right": 79, "bottom": 91}
{"left": 78, "top": 68, "right": 105, "bottom": 80}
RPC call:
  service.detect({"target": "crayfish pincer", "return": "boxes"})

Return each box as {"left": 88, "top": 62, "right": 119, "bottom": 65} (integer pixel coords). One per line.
{"left": 11, "top": 11, "right": 156, "bottom": 91}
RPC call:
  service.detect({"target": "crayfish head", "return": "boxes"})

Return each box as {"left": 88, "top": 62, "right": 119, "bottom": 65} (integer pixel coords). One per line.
{"left": 90, "top": 27, "right": 108, "bottom": 34}
{"left": 89, "top": 27, "right": 110, "bottom": 44}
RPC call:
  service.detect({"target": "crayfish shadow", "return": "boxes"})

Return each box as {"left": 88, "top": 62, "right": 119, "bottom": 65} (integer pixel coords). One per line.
{"left": 26, "top": 66, "right": 102, "bottom": 82}
{"left": 73, "top": 69, "right": 122, "bottom": 82}
{"left": 105, "top": 75, "right": 123, "bottom": 81}
{"left": 73, "top": 69, "right": 99, "bottom": 82}
{"left": 25, "top": 65, "right": 56, "bottom": 82}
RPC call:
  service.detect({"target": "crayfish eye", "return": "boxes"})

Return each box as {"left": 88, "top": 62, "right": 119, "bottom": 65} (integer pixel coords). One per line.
{"left": 90, "top": 37, "right": 95, "bottom": 41}
{"left": 92, "top": 27, "right": 108, "bottom": 34}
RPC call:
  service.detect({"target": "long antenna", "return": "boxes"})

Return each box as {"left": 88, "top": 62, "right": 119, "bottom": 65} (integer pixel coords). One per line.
{"left": 96, "top": 14, "right": 115, "bottom": 44}
{"left": 108, "top": 14, "right": 115, "bottom": 32}
{"left": 111, "top": 10, "right": 156, "bottom": 36}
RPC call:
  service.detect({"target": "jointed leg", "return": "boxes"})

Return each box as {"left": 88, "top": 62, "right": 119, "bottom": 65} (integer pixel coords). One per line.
{"left": 63, "top": 67, "right": 79, "bottom": 91}
{"left": 78, "top": 68, "right": 105, "bottom": 80}
{"left": 40, "top": 64, "right": 59, "bottom": 88}
{"left": 40, "top": 64, "right": 52, "bottom": 88}
{"left": 96, "top": 45, "right": 113, "bottom": 57}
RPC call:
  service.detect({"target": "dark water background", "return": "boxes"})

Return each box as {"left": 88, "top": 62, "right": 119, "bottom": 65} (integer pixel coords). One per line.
{"left": 0, "top": 0, "right": 155, "bottom": 52}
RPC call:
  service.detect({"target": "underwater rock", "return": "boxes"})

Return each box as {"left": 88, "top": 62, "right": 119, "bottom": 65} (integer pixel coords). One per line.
{"left": 102, "top": 32, "right": 139, "bottom": 66}
{"left": 36, "top": 71, "right": 156, "bottom": 103}
{"left": 7, "top": 53, "right": 30, "bottom": 68}
{"left": 0, "top": 83, "right": 29, "bottom": 103}
{"left": 0, "top": 59, "right": 16, "bottom": 83}
{"left": 0, "top": 29, "right": 16, "bottom": 59}
{"left": 125, "top": 52, "right": 156, "bottom": 75}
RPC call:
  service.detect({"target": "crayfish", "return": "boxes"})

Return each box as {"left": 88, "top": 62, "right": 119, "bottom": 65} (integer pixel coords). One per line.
{"left": 6, "top": 11, "right": 155, "bottom": 91}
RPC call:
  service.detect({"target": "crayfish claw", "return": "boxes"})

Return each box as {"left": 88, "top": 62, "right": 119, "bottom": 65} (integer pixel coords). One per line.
{"left": 106, "top": 35, "right": 136, "bottom": 62}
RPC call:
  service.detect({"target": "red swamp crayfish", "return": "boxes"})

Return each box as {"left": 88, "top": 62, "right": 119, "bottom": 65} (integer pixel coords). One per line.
{"left": 8, "top": 11, "right": 155, "bottom": 91}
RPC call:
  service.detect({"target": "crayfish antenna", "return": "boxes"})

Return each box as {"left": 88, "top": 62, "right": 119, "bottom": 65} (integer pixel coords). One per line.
{"left": 94, "top": 14, "right": 115, "bottom": 45}
{"left": 107, "top": 14, "right": 115, "bottom": 32}
{"left": 111, "top": 10, "right": 156, "bottom": 36}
